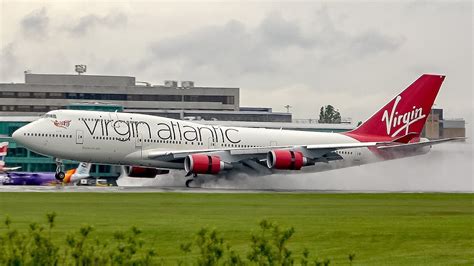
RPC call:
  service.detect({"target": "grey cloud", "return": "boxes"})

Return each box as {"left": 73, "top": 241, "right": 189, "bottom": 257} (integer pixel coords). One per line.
{"left": 0, "top": 43, "right": 18, "bottom": 80}
{"left": 145, "top": 20, "right": 275, "bottom": 76}
{"left": 312, "top": 7, "right": 404, "bottom": 63}
{"left": 259, "top": 13, "right": 314, "bottom": 48}
{"left": 68, "top": 12, "right": 127, "bottom": 36}
{"left": 20, "top": 7, "right": 49, "bottom": 39}
{"left": 349, "top": 30, "right": 404, "bottom": 57}
{"left": 143, "top": 9, "right": 404, "bottom": 78}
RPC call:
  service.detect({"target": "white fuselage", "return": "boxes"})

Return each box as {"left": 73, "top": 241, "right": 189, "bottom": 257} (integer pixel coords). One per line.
{"left": 12, "top": 110, "right": 428, "bottom": 175}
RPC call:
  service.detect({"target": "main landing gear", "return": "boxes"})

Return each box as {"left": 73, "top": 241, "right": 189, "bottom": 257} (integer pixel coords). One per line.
{"left": 185, "top": 173, "right": 198, "bottom": 188}
{"left": 54, "top": 159, "right": 65, "bottom": 181}
{"left": 185, "top": 179, "right": 194, "bottom": 188}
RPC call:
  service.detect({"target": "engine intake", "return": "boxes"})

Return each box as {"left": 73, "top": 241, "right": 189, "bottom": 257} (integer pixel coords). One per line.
{"left": 184, "top": 154, "right": 224, "bottom": 175}
{"left": 266, "top": 150, "right": 308, "bottom": 170}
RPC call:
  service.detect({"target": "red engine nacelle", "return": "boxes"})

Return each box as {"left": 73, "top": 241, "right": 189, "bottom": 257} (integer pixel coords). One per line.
{"left": 266, "top": 150, "right": 308, "bottom": 170}
{"left": 184, "top": 154, "right": 224, "bottom": 175}
{"left": 127, "top": 166, "right": 169, "bottom": 178}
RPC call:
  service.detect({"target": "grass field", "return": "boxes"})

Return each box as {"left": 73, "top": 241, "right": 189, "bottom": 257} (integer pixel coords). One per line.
{"left": 0, "top": 192, "right": 472, "bottom": 265}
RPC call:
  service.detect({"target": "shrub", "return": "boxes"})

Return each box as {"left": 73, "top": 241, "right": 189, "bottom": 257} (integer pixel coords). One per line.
{"left": 0, "top": 214, "right": 354, "bottom": 265}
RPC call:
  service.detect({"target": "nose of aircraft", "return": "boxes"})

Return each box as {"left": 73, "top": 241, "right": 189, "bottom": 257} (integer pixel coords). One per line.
{"left": 12, "top": 124, "right": 28, "bottom": 145}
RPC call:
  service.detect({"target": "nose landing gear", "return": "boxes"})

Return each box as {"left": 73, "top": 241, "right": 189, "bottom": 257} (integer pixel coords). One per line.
{"left": 54, "top": 159, "right": 65, "bottom": 181}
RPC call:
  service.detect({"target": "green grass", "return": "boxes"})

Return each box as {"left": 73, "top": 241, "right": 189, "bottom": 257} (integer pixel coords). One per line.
{"left": 0, "top": 192, "right": 472, "bottom": 265}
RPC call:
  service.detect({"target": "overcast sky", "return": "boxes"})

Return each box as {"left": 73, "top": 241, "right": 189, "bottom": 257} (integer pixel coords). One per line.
{"left": 0, "top": 0, "right": 472, "bottom": 129}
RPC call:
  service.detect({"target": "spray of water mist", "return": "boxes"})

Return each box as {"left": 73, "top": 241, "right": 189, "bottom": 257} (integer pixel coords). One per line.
{"left": 117, "top": 142, "right": 472, "bottom": 192}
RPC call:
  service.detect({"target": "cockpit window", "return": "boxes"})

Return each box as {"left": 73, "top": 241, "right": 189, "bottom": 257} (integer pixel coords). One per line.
{"left": 41, "top": 114, "right": 57, "bottom": 119}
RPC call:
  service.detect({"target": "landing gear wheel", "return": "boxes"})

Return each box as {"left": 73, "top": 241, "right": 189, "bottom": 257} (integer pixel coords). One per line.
{"left": 185, "top": 179, "right": 194, "bottom": 188}
{"left": 54, "top": 158, "right": 64, "bottom": 181}
{"left": 55, "top": 171, "right": 65, "bottom": 181}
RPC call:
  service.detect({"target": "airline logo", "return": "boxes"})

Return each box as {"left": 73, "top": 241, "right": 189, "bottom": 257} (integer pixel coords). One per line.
{"left": 382, "top": 96, "right": 425, "bottom": 137}
{"left": 53, "top": 120, "right": 71, "bottom": 129}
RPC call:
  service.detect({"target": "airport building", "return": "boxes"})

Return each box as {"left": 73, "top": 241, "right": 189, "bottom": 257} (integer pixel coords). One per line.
{"left": 0, "top": 72, "right": 291, "bottom": 122}
{"left": 422, "top": 108, "right": 466, "bottom": 139}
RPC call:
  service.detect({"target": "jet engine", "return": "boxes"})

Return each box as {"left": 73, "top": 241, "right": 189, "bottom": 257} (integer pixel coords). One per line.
{"left": 126, "top": 166, "right": 169, "bottom": 178}
{"left": 184, "top": 154, "right": 225, "bottom": 175}
{"left": 266, "top": 150, "right": 308, "bottom": 170}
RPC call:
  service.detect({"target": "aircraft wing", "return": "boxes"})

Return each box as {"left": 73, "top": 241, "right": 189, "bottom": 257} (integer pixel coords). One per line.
{"left": 377, "top": 137, "right": 466, "bottom": 152}
{"left": 145, "top": 141, "right": 384, "bottom": 164}
{"left": 0, "top": 166, "right": 21, "bottom": 171}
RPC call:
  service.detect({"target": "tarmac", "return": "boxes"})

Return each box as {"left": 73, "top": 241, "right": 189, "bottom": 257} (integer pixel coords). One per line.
{"left": 0, "top": 185, "right": 339, "bottom": 193}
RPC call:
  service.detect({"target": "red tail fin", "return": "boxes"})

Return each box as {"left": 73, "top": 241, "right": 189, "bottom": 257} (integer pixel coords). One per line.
{"left": 344, "top": 74, "right": 445, "bottom": 142}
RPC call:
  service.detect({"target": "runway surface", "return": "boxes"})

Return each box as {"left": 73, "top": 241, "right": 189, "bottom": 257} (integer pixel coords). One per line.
{"left": 0, "top": 185, "right": 470, "bottom": 193}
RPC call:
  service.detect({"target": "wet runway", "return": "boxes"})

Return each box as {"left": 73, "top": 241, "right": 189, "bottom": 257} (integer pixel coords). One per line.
{"left": 0, "top": 185, "right": 470, "bottom": 193}
{"left": 0, "top": 185, "right": 342, "bottom": 193}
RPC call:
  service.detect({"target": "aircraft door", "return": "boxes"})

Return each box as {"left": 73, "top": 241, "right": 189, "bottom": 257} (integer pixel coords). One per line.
{"left": 208, "top": 137, "right": 218, "bottom": 149}
{"left": 76, "top": 130, "right": 84, "bottom": 144}
{"left": 135, "top": 133, "right": 143, "bottom": 148}
{"left": 135, "top": 133, "right": 143, "bottom": 158}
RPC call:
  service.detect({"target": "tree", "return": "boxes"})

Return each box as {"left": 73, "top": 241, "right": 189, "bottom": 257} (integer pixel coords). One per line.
{"left": 318, "top": 105, "right": 341, "bottom": 124}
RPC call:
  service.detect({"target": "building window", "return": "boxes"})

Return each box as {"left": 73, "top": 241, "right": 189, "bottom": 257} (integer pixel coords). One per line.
{"left": 127, "top": 94, "right": 182, "bottom": 102}
{"left": 48, "top": 92, "right": 64, "bottom": 98}
{"left": 8, "top": 148, "right": 27, "bottom": 157}
{"left": 0, "top": 92, "right": 15, "bottom": 97}
{"left": 183, "top": 95, "right": 234, "bottom": 104}
{"left": 16, "top": 105, "right": 31, "bottom": 112}
{"left": 98, "top": 165, "right": 111, "bottom": 173}
{"left": 17, "top": 92, "right": 31, "bottom": 97}
{"left": 33, "top": 92, "right": 47, "bottom": 98}
{"left": 32, "top": 106, "right": 48, "bottom": 112}
{"left": 226, "top": 96, "right": 234, "bottom": 104}
{"left": 66, "top": 93, "right": 78, "bottom": 99}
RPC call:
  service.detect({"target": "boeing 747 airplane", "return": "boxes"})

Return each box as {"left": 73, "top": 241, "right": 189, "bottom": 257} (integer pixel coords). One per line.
{"left": 12, "top": 74, "right": 461, "bottom": 187}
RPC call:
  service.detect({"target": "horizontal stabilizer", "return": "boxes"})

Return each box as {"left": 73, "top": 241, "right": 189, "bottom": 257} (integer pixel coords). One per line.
{"left": 392, "top": 133, "right": 419, "bottom": 144}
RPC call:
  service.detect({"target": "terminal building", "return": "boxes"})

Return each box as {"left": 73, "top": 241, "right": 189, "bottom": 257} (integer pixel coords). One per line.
{"left": 0, "top": 73, "right": 290, "bottom": 122}
{"left": 422, "top": 108, "right": 466, "bottom": 139}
